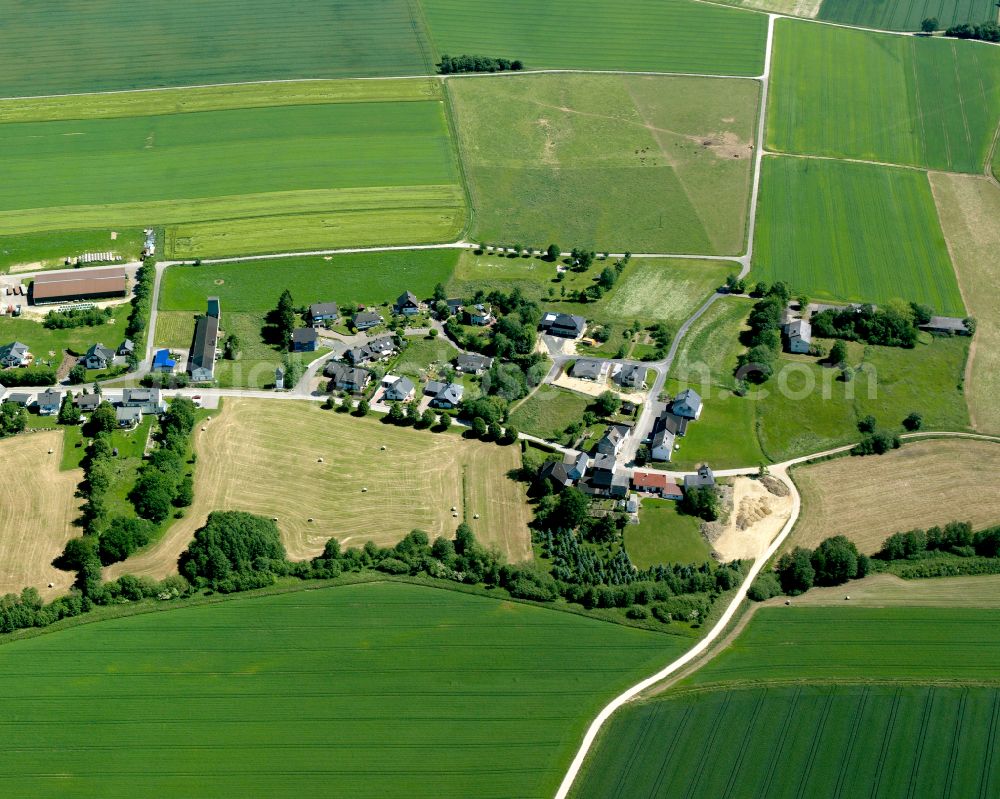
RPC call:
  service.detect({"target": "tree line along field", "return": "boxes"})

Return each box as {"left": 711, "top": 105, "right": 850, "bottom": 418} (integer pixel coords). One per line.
{"left": 817, "top": 0, "right": 1000, "bottom": 31}
{"left": 0, "top": 80, "right": 465, "bottom": 259}
{"left": 572, "top": 605, "right": 1000, "bottom": 798}
{"left": 0, "top": 0, "right": 435, "bottom": 97}
{"left": 789, "top": 438, "right": 1000, "bottom": 553}
{"left": 421, "top": 0, "right": 767, "bottom": 76}
{"left": 449, "top": 74, "right": 759, "bottom": 255}
{"left": 0, "top": 582, "right": 685, "bottom": 799}
{"left": 767, "top": 20, "right": 1000, "bottom": 173}
{"left": 753, "top": 156, "right": 965, "bottom": 316}
{"left": 106, "top": 400, "right": 534, "bottom": 581}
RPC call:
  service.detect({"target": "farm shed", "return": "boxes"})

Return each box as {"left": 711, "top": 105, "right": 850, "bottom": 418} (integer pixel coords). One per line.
{"left": 31, "top": 267, "right": 127, "bottom": 305}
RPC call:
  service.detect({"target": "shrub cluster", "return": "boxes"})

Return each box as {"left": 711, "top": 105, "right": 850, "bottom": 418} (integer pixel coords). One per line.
{"left": 811, "top": 303, "right": 920, "bottom": 348}
{"left": 443, "top": 286, "right": 541, "bottom": 361}
{"left": 0, "top": 367, "right": 56, "bottom": 387}
{"left": 945, "top": 21, "right": 1000, "bottom": 41}
{"left": 129, "top": 399, "right": 197, "bottom": 523}
{"left": 0, "top": 403, "right": 27, "bottom": 438}
{"left": 774, "top": 536, "right": 870, "bottom": 596}
{"left": 876, "top": 522, "right": 1000, "bottom": 561}
{"left": 43, "top": 306, "right": 113, "bottom": 329}
{"left": 735, "top": 282, "right": 791, "bottom": 383}
{"left": 437, "top": 54, "right": 524, "bottom": 74}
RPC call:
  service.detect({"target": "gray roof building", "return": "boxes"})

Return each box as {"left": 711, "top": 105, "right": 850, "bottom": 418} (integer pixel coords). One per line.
{"left": 540, "top": 311, "right": 587, "bottom": 339}
{"left": 614, "top": 363, "right": 644, "bottom": 388}
{"left": 594, "top": 424, "right": 631, "bottom": 456}
{"left": 571, "top": 358, "right": 609, "bottom": 381}
{"left": 308, "top": 302, "right": 340, "bottom": 323}
{"left": 455, "top": 352, "right": 494, "bottom": 374}
{"left": 353, "top": 310, "right": 384, "bottom": 330}
{"left": 83, "top": 342, "right": 115, "bottom": 368}
{"left": 672, "top": 388, "right": 703, "bottom": 420}
{"left": 383, "top": 375, "right": 415, "bottom": 401}
{"left": 683, "top": 464, "right": 716, "bottom": 490}
{"left": 189, "top": 314, "right": 219, "bottom": 381}
{"left": 115, "top": 405, "right": 143, "bottom": 427}
{"left": 0, "top": 341, "right": 30, "bottom": 367}
{"left": 75, "top": 393, "right": 102, "bottom": 411}
{"left": 920, "top": 316, "right": 968, "bottom": 334}
{"left": 426, "top": 381, "right": 464, "bottom": 407}
{"left": 324, "top": 361, "right": 371, "bottom": 391}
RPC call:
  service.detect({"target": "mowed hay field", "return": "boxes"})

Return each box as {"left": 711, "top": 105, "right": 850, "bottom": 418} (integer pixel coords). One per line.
{"left": 753, "top": 156, "right": 965, "bottom": 315}
{"left": 574, "top": 605, "right": 1000, "bottom": 799}
{"left": 0, "top": 582, "right": 682, "bottom": 799}
{"left": 422, "top": 0, "right": 767, "bottom": 76}
{"left": 0, "top": 0, "right": 433, "bottom": 96}
{"left": 817, "top": 0, "right": 999, "bottom": 31}
{"left": 768, "top": 20, "right": 1000, "bottom": 173}
{"left": 449, "top": 74, "right": 759, "bottom": 255}
{"left": 790, "top": 439, "right": 1000, "bottom": 553}
{"left": 0, "top": 80, "right": 465, "bottom": 258}
{"left": 107, "top": 400, "right": 533, "bottom": 582}
{"left": 0, "top": 432, "right": 81, "bottom": 599}
{"left": 930, "top": 172, "right": 1000, "bottom": 434}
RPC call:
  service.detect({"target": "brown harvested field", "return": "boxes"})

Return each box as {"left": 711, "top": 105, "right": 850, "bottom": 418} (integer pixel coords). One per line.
{"left": 789, "top": 438, "right": 1000, "bottom": 553}
{"left": 106, "top": 399, "right": 533, "bottom": 581}
{"left": 0, "top": 431, "right": 81, "bottom": 599}
{"left": 929, "top": 172, "right": 1000, "bottom": 434}
{"left": 774, "top": 573, "right": 1000, "bottom": 607}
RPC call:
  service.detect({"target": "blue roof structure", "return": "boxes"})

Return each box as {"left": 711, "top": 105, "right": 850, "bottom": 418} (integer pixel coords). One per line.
{"left": 153, "top": 349, "right": 176, "bottom": 370}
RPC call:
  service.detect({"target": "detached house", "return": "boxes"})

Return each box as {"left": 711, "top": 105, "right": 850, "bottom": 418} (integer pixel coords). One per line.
{"left": 649, "top": 410, "right": 688, "bottom": 462}
{"left": 353, "top": 310, "right": 384, "bottom": 331}
{"left": 395, "top": 291, "right": 422, "bottom": 315}
{"left": 382, "top": 375, "right": 415, "bottom": 402}
{"left": 571, "top": 358, "right": 609, "bottom": 381}
{"left": 346, "top": 335, "right": 397, "bottom": 366}
{"left": 37, "top": 389, "right": 62, "bottom": 416}
{"left": 672, "top": 388, "right": 703, "bottom": 420}
{"left": 121, "top": 387, "right": 166, "bottom": 415}
{"left": 75, "top": 393, "right": 102, "bottom": 413}
{"left": 683, "top": 464, "right": 716, "bottom": 490}
{"left": 291, "top": 327, "right": 319, "bottom": 353}
{"left": 425, "top": 380, "right": 464, "bottom": 409}
{"left": 82, "top": 343, "right": 115, "bottom": 370}
{"left": 455, "top": 352, "right": 493, "bottom": 375}
{"left": 0, "top": 341, "right": 30, "bottom": 368}
{"left": 325, "top": 361, "right": 371, "bottom": 393}
{"left": 115, "top": 405, "right": 142, "bottom": 428}
{"left": 538, "top": 450, "right": 588, "bottom": 491}
{"left": 307, "top": 302, "right": 340, "bottom": 327}
{"left": 784, "top": 319, "right": 812, "bottom": 354}
{"left": 539, "top": 311, "right": 586, "bottom": 339}
{"left": 613, "top": 363, "right": 644, "bottom": 389}
{"left": 594, "top": 424, "right": 631, "bottom": 457}
{"left": 467, "top": 303, "right": 493, "bottom": 326}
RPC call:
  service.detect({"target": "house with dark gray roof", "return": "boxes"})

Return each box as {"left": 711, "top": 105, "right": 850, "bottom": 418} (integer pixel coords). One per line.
{"left": 37, "top": 389, "right": 62, "bottom": 416}
{"left": 455, "top": 352, "right": 493, "bottom": 375}
{"left": 0, "top": 341, "right": 30, "bottom": 368}
{"left": 82, "top": 343, "right": 115, "bottom": 370}
{"left": 539, "top": 459, "right": 574, "bottom": 490}
{"left": 324, "top": 361, "right": 371, "bottom": 393}
{"left": 425, "top": 380, "right": 464, "bottom": 408}
{"left": 672, "top": 388, "right": 703, "bottom": 420}
{"left": 613, "top": 363, "right": 644, "bottom": 389}
{"left": 307, "top": 302, "right": 340, "bottom": 327}
{"left": 353, "top": 310, "right": 384, "bottom": 331}
{"left": 594, "top": 424, "right": 631, "bottom": 456}
{"left": 291, "top": 327, "right": 319, "bottom": 352}
{"left": 189, "top": 313, "right": 219, "bottom": 382}
{"left": 571, "top": 358, "right": 609, "bottom": 381}
{"left": 540, "top": 311, "right": 586, "bottom": 339}
{"left": 395, "top": 291, "right": 421, "bottom": 315}
{"left": 446, "top": 298, "right": 464, "bottom": 316}
{"left": 564, "top": 451, "right": 588, "bottom": 481}
{"left": 117, "top": 339, "right": 135, "bottom": 357}
{"left": 345, "top": 335, "right": 398, "bottom": 365}
{"left": 683, "top": 464, "right": 716, "bottom": 490}
{"left": 115, "top": 405, "right": 142, "bottom": 428}
{"left": 784, "top": 319, "right": 812, "bottom": 354}
{"left": 75, "top": 393, "right": 102, "bottom": 412}
{"left": 382, "top": 375, "right": 415, "bottom": 402}
{"left": 3, "top": 392, "right": 32, "bottom": 407}
{"left": 121, "top": 387, "right": 165, "bottom": 415}
{"left": 651, "top": 426, "right": 676, "bottom": 462}
{"left": 587, "top": 454, "right": 629, "bottom": 498}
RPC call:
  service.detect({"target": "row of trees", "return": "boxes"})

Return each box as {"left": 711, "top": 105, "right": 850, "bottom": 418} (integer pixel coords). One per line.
{"left": 125, "top": 260, "right": 154, "bottom": 361}
{"left": 43, "top": 306, "right": 113, "bottom": 330}
{"left": 877, "top": 521, "right": 1000, "bottom": 561}
{"left": 810, "top": 302, "right": 926, "bottom": 348}
{"left": 130, "top": 399, "right": 197, "bottom": 523}
{"left": 0, "top": 366, "right": 56, "bottom": 386}
{"left": 437, "top": 55, "right": 524, "bottom": 74}
{"left": 735, "top": 281, "right": 792, "bottom": 384}
{"left": 944, "top": 21, "right": 1000, "bottom": 41}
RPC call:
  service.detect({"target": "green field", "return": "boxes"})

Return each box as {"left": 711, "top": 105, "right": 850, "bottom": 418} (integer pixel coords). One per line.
{"left": 753, "top": 157, "right": 965, "bottom": 315}
{"left": 625, "top": 499, "right": 713, "bottom": 568}
{"left": 0, "top": 582, "right": 686, "bottom": 798}
{"left": 0, "top": 0, "right": 434, "bottom": 97}
{"left": 0, "top": 84, "right": 464, "bottom": 258}
{"left": 510, "top": 386, "right": 591, "bottom": 442}
{"left": 672, "top": 297, "right": 753, "bottom": 389}
{"left": 573, "top": 605, "right": 1000, "bottom": 798}
{"left": 449, "top": 74, "right": 759, "bottom": 254}
{"left": 422, "top": 0, "right": 767, "bottom": 76}
{"left": 0, "top": 228, "right": 144, "bottom": 274}
{"left": 818, "top": 0, "right": 999, "bottom": 31}
{"left": 767, "top": 20, "right": 1000, "bottom": 172}
{"left": 159, "top": 251, "right": 460, "bottom": 312}
{"left": 664, "top": 380, "right": 767, "bottom": 469}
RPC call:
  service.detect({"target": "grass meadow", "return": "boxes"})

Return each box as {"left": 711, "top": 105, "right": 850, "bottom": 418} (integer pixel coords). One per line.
{"left": 0, "top": 88, "right": 464, "bottom": 258}
{"left": 817, "top": 0, "right": 999, "bottom": 31}
{"left": 422, "top": 0, "right": 767, "bottom": 76}
{"left": 0, "top": 228, "right": 144, "bottom": 274}
{"left": 0, "top": 0, "right": 434, "bottom": 97}
{"left": 767, "top": 20, "right": 1000, "bottom": 173}
{"left": 0, "top": 310, "right": 130, "bottom": 369}
{"left": 449, "top": 74, "right": 759, "bottom": 254}
{"left": 510, "top": 386, "right": 591, "bottom": 442}
{"left": 159, "top": 251, "right": 460, "bottom": 312}
{"left": 753, "top": 157, "right": 965, "bottom": 315}
{"left": 625, "top": 499, "right": 712, "bottom": 569}
{"left": 0, "top": 582, "right": 685, "bottom": 798}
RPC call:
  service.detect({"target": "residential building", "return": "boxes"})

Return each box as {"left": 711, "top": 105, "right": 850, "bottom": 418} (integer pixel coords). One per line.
{"left": 82, "top": 343, "right": 115, "bottom": 370}
{"left": 467, "top": 303, "right": 493, "bottom": 326}
{"left": 0, "top": 341, "right": 31, "bottom": 368}
{"left": 564, "top": 451, "right": 588, "bottom": 481}
{"left": 30, "top": 267, "right": 127, "bottom": 305}
{"left": 672, "top": 388, "right": 703, "bottom": 420}
{"left": 3, "top": 392, "right": 32, "bottom": 407}
{"left": 631, "top": 471, "right": 683, "bottom": 500}
{"left": 115, "top": 405, "right": 142, "bottom": 428}
{"left": 152, "top": 349, "right": 177, "bottom": 373}
{"left": 683, "top": 464, "right": 716, "bottom": 490}
{"left": 588, "top": 454, "right": 629, "bottom": 498}
{"left": 353, "top": 310, "right": 384, "bottom": 331}
{"left": 291, "top": 327, "right": 319, "bottom": 352}
{"left": 455, "top": 352, "right": 493, "bottom": 375}
{"left": 75, "top": 393, "right": 102, "bottom": 412}
{"left": 571, "top": 358, "right": 609, "bottom": 381}
{"left": 594, "top": 424, "right": 630, "bottom": 456}
{"left": 382, "top": 375, "right": 415, "bottom": 402}
{"left": 325, "top": 361, "right": 372, "bottom": 393}
{"left": 308, "top": 302, "right": 340, "bottom": 327}
{"left": 37, "top": 389, "right": 62, "bottom": 416}
{"left": 650, "top": 426, "right": 676, "bottom": 462}
{"left": 121, "top": 387, "right": 165, "bottom": 415}
{"left": 425, "top": 380, "right": 464, "bottom": 408}
{"left": 445, "top": 298, "right": 464, "bottom": 316}
{"left": 539, "top": 459, "right": 574, "bottom": 490}
{"left": 189, "top": 313, "right": 219, "bottom": 382}
{"left": 395, "top": 291, "right": 421, "bottom": 315}
{"left": 614, "top": 363, "right": 644, "bottom": 389}
{"left": 117, "top": 339, "right": 135, "bottom": 358}
{"left": 345, "top": 336, "right": 397, "bottom": 365}
{"left": 539, "top": 311, "right": 586, "bottom": 339}
{"left": 784, "top": 319, "right": 812, "bottom": 354}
